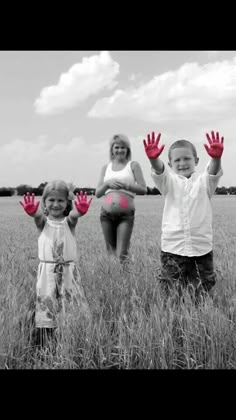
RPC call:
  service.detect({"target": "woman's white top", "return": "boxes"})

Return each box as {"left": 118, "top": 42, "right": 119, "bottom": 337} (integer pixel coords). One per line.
{"left": 104, "top": 161, "right": 136, "bottom": 198}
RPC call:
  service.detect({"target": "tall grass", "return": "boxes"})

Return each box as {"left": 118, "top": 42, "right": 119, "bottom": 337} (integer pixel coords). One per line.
{"left": 0, "top": 196, "right": 236, "bottom": 369}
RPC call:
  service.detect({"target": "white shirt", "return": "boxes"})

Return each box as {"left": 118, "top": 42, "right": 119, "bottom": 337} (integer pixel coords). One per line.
{"left": 151, "top": 163, "right": 223, "bottom": 256}
{"left": 104, "top": 161, "right": 136, "bottom": 198}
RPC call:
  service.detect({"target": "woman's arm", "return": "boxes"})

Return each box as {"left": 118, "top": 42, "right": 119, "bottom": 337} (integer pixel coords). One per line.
{"left": 95, "top": 165, "right": 109, "bottom": 198}
{"left": 129, "top": 161, "right": 147, "bottom": 194}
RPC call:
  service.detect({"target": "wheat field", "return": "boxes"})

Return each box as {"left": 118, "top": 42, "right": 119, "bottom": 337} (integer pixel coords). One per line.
{"left": 0, "top": 195, "right": 236, "bottom": 369}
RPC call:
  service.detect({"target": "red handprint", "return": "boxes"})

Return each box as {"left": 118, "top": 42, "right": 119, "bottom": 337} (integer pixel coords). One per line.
{"left": 74, "top": 191, "right": 93, "bottom": 215}
{"left": 143, "top": 132, "right": 165, "bottom": 159}
{"left": 204, "top": 131, "right": 224, "bottom": 158}
{"left": 19, "top": 192, "right": 40, "bottom": 216}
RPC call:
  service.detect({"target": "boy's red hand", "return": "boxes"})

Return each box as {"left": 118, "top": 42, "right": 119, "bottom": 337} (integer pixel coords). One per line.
{"left": 19, "top": 192, "right": 40, "bottom": 215}
{"left": 204, "top": 131, "right": 224, "bottom": 158}
{"left": 143, "top": 132, "right": 165, "bottom": 159}
{"left": 74, "top": 191, "right": 92, "bottom": 215}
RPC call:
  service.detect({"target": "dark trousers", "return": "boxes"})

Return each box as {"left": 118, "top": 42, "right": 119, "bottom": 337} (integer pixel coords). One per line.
{"left": 100, "top": 208, "right": 135, "bottom": 261}
{"left": 160, "top": 250, "right": 216, "bottom": 300}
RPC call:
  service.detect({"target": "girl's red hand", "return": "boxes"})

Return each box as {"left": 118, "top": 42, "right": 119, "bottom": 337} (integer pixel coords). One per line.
{"left": 143, "top": 132, "right": 165, "bottom": 159}
{"left": 74, "top": 191, "right": 92, "bottom": 215}
{"left": 19, "top": 192, "right": 40, "bottom": 215}
{"left": 204, "top": 131, "right": 224, "bottom": 158}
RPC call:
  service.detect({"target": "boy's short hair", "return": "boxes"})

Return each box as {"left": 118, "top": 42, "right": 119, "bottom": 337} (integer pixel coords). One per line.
{"left": 168, "top": 140, "right": 198, "bottom": 161}
{"left": 109, "top": 134, "right": 132, "bottom": 161}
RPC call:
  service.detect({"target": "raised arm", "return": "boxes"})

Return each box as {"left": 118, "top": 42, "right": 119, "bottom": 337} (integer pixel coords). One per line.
{"left": 204, "top": 130, "right": 224, "bottom": 175}
{"left": 143, "top": 131, "right": 165, "bottom": 174}
{"left": 67, "top": 191, "right": 93, "bottom": 228}
{"left": 19, "top": 192, "right": 46, "bottom": 231}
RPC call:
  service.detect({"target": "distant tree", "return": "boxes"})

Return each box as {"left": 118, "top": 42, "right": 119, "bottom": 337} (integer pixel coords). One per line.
{"left": 74, "top": 187, "right": 95, "bottom": 195}
{"left": 228, "top": 186, "right": 236, "bottom": 195}
{"left": 16, "top": 184, "right": 33, "bottom": 195}
{"left": 152, "top": 187, "right": 161, "bottom": 195}
{"left": 215, "top": 186, "right": 228, "bottom": 195}
{"left": 32, "top": 187, "right": 42, "bottom": 196}
{"left": 0, "top": 187, "right": 14, "bottom": 196}
{"left": 37, "top": 182, "right": 48, "bottom": 195}
{"left": 146, "top": 186, "right": 161, "bottom": 195}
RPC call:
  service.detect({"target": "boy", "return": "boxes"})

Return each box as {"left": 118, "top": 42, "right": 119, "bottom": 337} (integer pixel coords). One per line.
{"left": 143, "top": 130, "right": 224, "bottom": 300}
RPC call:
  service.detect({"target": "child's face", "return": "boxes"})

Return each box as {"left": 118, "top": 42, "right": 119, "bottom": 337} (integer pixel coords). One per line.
{"left": 168, "top": 147, "right": 199, "bottom": 178}
{"left": 45, "top": 190, "right": 68, "bottom": 219}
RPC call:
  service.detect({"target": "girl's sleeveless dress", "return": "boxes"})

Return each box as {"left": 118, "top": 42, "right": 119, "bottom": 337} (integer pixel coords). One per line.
{"left": 35, "top": 217, "right": 90, "bottom": 328}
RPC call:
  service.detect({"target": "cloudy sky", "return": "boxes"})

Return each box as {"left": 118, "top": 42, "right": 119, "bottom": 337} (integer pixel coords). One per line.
{"left": 0, "top": 50, "right": 235, "bottom": 189}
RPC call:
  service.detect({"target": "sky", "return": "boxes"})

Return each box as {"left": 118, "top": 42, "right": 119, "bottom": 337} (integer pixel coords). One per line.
{"left": 0, "top": 50, "right": 235, "bottom": 189}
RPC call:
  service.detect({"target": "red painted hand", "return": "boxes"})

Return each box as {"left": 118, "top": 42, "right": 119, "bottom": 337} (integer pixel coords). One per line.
{"left": 19, "top": 192, "right": 40, "bottom": 215}
{"left": 74, "top": 191, "right": 93, "bottom": 215}
{"left": 143, "top": 132, "right": 165, "bottom": 159}
{"left": 204, "top": 131, "right": 224, "bottom": 158}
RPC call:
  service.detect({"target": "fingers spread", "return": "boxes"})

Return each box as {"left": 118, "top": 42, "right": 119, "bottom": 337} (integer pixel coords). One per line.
{"left": 206, "top": 133, "right": 212, "bottom": 144}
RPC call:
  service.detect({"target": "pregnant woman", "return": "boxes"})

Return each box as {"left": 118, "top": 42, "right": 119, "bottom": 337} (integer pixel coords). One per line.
{"left": 95, "top": 134, "right": 147, "bottom": 262}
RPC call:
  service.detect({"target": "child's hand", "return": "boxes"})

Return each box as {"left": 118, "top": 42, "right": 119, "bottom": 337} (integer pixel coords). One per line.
{"left": 74, "top": 191, "right": 93, "bottom": 215}
{"left": 19, "top": 192, "right": 40, "bottom": 216}
{"left": 204, "top": 131, "right": 224, "bottom": 158}
{"left": 143, "top": 132, "right": 165, "bottom": 159}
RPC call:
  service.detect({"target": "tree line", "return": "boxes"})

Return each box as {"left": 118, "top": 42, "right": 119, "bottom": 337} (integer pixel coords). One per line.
{"left": 0, "top": 183, "right": 235, "bottom": 197}
{"left": 0, "top": 183, "right": 96, "bottom": 197}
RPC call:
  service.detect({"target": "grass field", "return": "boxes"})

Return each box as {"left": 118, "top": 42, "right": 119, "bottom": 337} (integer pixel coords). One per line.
{"left": 0, "top": 195, "right": 236, "bottom": 369}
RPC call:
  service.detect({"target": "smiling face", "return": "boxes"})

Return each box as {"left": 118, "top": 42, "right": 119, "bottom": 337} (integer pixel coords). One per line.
{"left": 168, "top": 146, "right": 199, "bottom": 178}
{"left": 45, "top": 190, "right": 68, "bottom": 220}
{"left": 109, "top": 134, "right": 131, "bottom": 161}
{"left": 112, "top": 142, "right": 129, "bottom": 161}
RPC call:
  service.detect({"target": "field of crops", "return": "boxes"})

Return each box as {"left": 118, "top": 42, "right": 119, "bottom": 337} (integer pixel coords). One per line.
{"left": 0, "top": 195, "right": 236, "bottom": 369}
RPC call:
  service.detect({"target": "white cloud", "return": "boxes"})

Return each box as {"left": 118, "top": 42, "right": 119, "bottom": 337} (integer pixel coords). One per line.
{"left": 2, "top": 136, "right": 48, "bottom": 163}
{"left": 88, "top": 57, "right": 236, "bottom": 131}
{"left": 0, "top": 136, "right": 109, "bottom": 188}
{"left": 34, "top": 51, "right": 119, "bottom": 115}
{"left": 128, "top": 73, "right": 142, "bottom": 82}
{"left": 129, "top": 74, "right": 136, "bottom": 81}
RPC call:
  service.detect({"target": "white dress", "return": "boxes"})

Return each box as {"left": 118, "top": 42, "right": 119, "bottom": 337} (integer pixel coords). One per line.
{"left": 35, "top": 217, "right": 90, "bottom": 328}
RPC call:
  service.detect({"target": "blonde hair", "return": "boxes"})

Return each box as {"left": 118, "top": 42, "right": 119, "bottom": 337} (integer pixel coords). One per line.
{"left": 42, "top": 180, "right": 75, "bottom": 216}
{"left": 109, "top": 134, "right": 132, "bottom": 161}
{"left": 168, "top": 140, "right": 198, "bottom": 162}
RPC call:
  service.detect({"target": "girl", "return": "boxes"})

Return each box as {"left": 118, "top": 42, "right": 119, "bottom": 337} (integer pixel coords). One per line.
{"left": 19, "top": 180, "right": 92, "bottom": 346}
{"left": 96, "top": 134, "right": 147, "bottom": 261}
